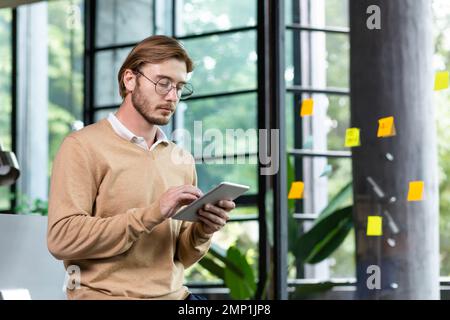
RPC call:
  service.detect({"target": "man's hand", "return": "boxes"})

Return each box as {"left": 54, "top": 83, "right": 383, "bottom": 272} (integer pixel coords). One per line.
{"left": 197, "top": 200, "right": 236, "bottom": 234}
{"left": 159, "top": 185, "right": 203, "bottom": 219}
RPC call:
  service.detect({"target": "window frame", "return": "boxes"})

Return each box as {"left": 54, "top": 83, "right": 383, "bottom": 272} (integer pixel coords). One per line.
{"left": 285, "top": 0, "right": 353, "bottom": 293}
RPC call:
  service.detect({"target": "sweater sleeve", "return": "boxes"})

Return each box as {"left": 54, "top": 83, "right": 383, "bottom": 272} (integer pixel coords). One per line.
{"left": 47, "top": 136, "right": 165, "bottom": 261}
{"left": 175, "top": 160, "right": 213, "bottom": 269}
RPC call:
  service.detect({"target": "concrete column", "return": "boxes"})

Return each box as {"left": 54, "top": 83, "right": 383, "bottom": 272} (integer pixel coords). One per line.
{"left": 350, "top": 0, "right": 439, "bottom": 299}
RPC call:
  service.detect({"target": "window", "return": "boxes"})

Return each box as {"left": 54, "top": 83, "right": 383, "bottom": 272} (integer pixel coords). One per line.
{"left": 85, "top": 0, "right": 260, "bottom": 290}
{"left": 174, "top": 0, "right": 258, "bottom": 286}
{"left": 433, "top": 0, "right": 450, "bottom": 278}
{"left": 284, "top": 0, "right": 353, "bottom": 294}
{"left": 0, "top": 9, "right": 12, "bottom": 212}
{"left": 11, "top": 0, "right": 84, "bottom": 214}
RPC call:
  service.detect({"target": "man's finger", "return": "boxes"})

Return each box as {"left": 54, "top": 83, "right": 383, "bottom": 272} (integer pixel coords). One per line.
{"left": 179, "top": 185, "right": 203, "bottom": 197}
{"left": 217, "top": 200, "right": 235, "bottom": 211}
{"left": 178, "top": 194, "right": 199, "bottom": 206}
{"left": 199, "top": 216, "right": 222, "bottom": 232}
{"left": 203, "top": 204, "right": 228, "bottom": 219}
{"left": 199, "top": 209, "right": 227, "bottom": 226}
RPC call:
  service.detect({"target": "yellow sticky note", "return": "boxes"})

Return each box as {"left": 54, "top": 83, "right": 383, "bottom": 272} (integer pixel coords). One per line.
{"left": 345, "top": 128, "right": 361, "bottom": 147}
{"left": 434, "top": 71, "right": 449, "bottom": 91}
{"left": 288, "top": 181, "right": 304, "bottom": 199}
{"left": 377, "top": 116, "right": 396, "bottom": 138}
{"left": 300, "top": 99, "right": 314, "bottom": 117}
{"left": 367, "top": 216, "right": 382, "bottom": 236}
{"left": 407, "top": 181, "right": 424, "bottom": 201}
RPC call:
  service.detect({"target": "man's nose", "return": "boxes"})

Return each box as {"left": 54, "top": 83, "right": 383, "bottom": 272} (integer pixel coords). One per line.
{"left": 165, "top": 87, "right": 179, "bottom": 102}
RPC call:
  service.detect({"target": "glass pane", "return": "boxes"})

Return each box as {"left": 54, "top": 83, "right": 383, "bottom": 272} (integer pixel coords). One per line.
{"left": 195, "top": 160, "right": 258, "bottom": 195}
{"left": 325, "top": 0, "right": 349, "bottom": 28}
{"left": 434, "top": 0, "right": 450, "bottom": 278}
{"left": 286, "top": 30, "right": 349, "bottom": 90}
{"left": 290, "top": 0, "right": 349, "bottom": 28}
{"left": 94, "top": 108, "right": 118, "bottom": 122}
{"left": 0, "top": 9, "right": 12, "bottom": 211}
{"left": 288, "top": 157, "right": 353, "bottom": 281}
{"left": 285, "top": 0, "right": 294, "bottom": 26}
{"left": 286, "top": 93, "right": 350, "bottom": 152}
{"left": 284, "top": 30, "right": 296, "bottom": 88}
{"left": 178, "top": 0, "right": 256, "bottom": 36}
{"left": 326, "top": 95, "right": 350, "bottom": 151}
{"left": 181, "top": 31, "right": 257, "bottom": 96}
{"left": 0, "top": 9, "right": 12, "bottom": 151}
{"left": 185, "top": 220, "right": 259, "bottom": 284}
{"left": 230, "top": 205, "right": 258, "bottom": 218}
{"left": 95, "top": 48, "right": 130, "bottom": 107}
{"left": 48, "top": 0, "right": 85, "bottom": 177}
{"left": 176, "top": 93, "right": 257, "bottom": 155}
{"left": 285, "top": 94, "right": 295, "bottom": 150}
{"left": 96, "top": 0, "right": 153, "bottom": 47}
{"left": 325, "top": 33, "right": 349, "bottom": 88}
{"left": 328, "top": 230, "right": 355, "bottom": 278}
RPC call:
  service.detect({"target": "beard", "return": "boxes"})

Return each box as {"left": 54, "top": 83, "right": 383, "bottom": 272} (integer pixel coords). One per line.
{"left": 131, "top": 84, "right": 173, "bottom": 126}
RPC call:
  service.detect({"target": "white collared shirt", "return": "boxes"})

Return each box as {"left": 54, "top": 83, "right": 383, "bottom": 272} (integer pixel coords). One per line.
{"left": 107, "top": 113, "right": 169, "bottom": 151}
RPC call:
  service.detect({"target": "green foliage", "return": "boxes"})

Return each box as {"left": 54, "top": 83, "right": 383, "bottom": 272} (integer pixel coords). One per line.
{"left": 297, "top": 205, "right": 353, "bottom": 264}
{"left": 199, "top": 243, "right": 257, "bottom": 299}
{"left": 224, "top": 246, "right": 257, "bottom": 299}
{"left": 13, "top": 193, "right": 48, "bottom": 216}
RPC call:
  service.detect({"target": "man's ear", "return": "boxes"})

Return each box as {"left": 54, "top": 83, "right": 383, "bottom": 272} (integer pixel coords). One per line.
{"left": 123, "top": 69, "right": 137, "bottom": 93}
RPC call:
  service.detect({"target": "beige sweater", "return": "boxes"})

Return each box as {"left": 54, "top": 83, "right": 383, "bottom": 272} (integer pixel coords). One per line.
{"left": 47, "top": 119, "right": 212, "bottom": 300}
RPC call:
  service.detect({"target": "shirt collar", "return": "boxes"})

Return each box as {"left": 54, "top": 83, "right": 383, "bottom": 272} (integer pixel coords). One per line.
{"left": 107, "top": 112, "right": 169, "bottom": 150}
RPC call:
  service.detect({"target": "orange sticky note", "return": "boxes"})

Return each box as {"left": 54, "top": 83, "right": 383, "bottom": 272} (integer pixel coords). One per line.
{"left": 434, "top": 71, "right": 449, "bottom": 91}
{"left": 407, "top": 181, "right": 424, "bottom": 201}
{"left": 345, "top": 128, "right": 360, "bottom": 147}
{"left": 367, "top": 216, "right": 382, "bottom": 236}
{"left": 288, "top": 181, "right": 304, "bottom": 199}
{"left": 300, "top": 99, "right": 314, "bottom": 117}
{"left": 377, "top": 116, "right": 396, "bottom": 138}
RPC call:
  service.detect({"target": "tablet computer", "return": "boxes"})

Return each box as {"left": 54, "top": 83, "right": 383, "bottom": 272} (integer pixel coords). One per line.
{"left": 172, "top": 182, "right": 250, "bottom": 222}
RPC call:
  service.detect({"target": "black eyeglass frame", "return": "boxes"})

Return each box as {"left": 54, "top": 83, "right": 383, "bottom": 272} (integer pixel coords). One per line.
{"left": 133, "top": 70, "right": 194, "bottom": 100}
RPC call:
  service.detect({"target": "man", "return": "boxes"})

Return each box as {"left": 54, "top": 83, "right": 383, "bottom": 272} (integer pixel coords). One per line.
{"left": 47, "top": 35, "right": 235, "bottom": 300}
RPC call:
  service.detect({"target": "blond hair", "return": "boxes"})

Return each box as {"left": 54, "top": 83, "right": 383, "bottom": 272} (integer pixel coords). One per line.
{"left": 117, "top": 35, "right": 194, "bottom": 99}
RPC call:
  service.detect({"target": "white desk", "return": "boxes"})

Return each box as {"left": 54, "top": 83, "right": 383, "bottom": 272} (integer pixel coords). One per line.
{"left": 0, "top": 214, "right": 66, "bottom": 299}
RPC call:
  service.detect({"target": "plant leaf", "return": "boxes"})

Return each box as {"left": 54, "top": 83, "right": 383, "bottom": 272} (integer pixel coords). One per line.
{"left": 198, "top": 255, "right": 225, "bottom": 280}
{"left": 207, "top": 243, "right": 244, "bottom": 277}
{"left": 316, "top": 181, "right": 352, "bottom": 223}
{"left": 224, "top": 246, "right": 256, "bottom": 299}
{"left": 297, "top": 206, "right": 353, "bottom": 263}
{"left": 305, "top": 214, "right": 353, "bottom": 263}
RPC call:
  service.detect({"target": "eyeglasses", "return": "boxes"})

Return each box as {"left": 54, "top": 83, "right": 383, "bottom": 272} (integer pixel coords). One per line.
{"left": 134, "top": 70, "right": 194, "bottom": 100}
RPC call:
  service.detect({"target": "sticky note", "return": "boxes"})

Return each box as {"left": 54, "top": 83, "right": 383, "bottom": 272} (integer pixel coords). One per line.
{"left": 345, "top": 128, "right": 361, "bottom": 147}
{"left": 288, "top": 181, "right": 304, "bottom": 199}
{"left": 407, "top": 181, "right": 424, "bottom": 201}
{"left": 434, "top": 71, "right": 449, "bottom": 91}
{"left": 367, "top": 216, "right": 382, "bottom": 236}
{"left": 300, "top": 99, "right": 314, "bottom": 117}
{"left": 319, "top": 164, "right": 333, "bottom": 177}
{"left": 377, "top": 116, "right": 396, "bottom": 138}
